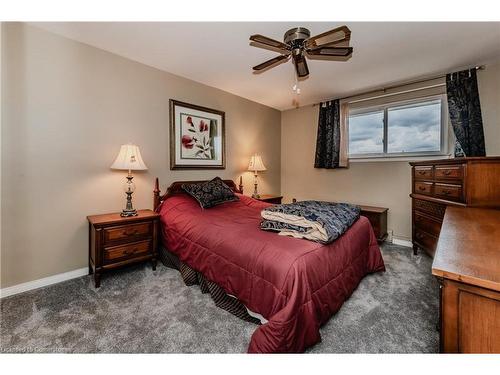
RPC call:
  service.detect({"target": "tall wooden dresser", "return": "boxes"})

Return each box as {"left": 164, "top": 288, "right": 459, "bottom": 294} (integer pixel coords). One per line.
{"left": 410, "top": 157, "right": 500, "bottom": 257}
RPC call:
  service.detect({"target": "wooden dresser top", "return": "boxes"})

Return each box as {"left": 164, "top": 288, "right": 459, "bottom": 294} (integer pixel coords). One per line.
{"left": 432, "top": 206, "right": 500, "bottom": 291}
{"left": 410, "top": 156, "right": 500, "bottom": 166}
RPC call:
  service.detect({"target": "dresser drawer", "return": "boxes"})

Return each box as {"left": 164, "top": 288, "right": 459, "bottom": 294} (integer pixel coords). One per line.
{"left": 414, "top": 181, "right": 433, "bottom": 195}
{"left": 414, "top": 166, "right": 433, "bottom": 180}
{"left": 414, "top": 228, "right": 438, "bottom": 257}
{"left": 103, "top": 222, "right": 152, "bottom": 243}
{"left": 103, "top": 240, "right": 152, "bottom": 263}
{"left": 434, "top": 164, "right": 464, "bottom": 181}
{"left": 414, "top": 211, "right": 442, "bottom": 236}
{"left": 414, "top": 198, "right": 446, "bottom": 220}
{"left": 434, "top": 183, "right": 463, "bottom": 202}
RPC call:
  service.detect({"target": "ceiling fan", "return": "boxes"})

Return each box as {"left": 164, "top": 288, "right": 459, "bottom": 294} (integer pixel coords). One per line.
{"left": 249, "top": 26, "right": 353, "bottom": 78}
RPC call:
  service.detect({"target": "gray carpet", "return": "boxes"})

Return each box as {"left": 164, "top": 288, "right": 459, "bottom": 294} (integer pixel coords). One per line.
{"left": 0, "top": 243, "right": 439, "bottom": 353}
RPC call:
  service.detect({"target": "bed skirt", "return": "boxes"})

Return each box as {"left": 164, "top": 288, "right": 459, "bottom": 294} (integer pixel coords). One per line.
{"left": 159, "top": 245, "right": 262, "bottom": 325}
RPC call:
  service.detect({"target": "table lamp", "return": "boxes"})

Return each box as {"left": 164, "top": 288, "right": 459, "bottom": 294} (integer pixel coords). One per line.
{"left": 248, "top": 154, "right": 267, "bottom": 198}
{"left": 110, "top": 144, "right": 148, "bottom": 217}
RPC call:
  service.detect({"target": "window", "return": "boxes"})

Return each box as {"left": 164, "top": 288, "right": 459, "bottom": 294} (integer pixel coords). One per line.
{"left": 348, "top": 96, "right": 446, "bottom": 158}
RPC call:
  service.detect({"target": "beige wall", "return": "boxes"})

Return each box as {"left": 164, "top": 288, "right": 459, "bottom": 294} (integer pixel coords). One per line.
{"left": 281, "top": 61, "right": 500, "bottom": 241}
{"left": 1, "top": 23, "right": 281, "bottom": 288}
{"left": 479, "top": 62, "right": 500, "bottom": 154}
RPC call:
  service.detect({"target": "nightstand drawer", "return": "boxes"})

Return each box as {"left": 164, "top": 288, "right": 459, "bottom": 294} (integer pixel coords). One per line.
{"left": 103, "top": 222, "right": 152, "bottom": 243}
{"left": 103, "top": 240, "right": 152, "bottom": 263}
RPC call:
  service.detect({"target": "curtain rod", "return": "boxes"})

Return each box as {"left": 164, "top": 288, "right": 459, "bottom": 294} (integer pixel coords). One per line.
{"left": 312, "top": 65, "right": 485, "bottom": 107}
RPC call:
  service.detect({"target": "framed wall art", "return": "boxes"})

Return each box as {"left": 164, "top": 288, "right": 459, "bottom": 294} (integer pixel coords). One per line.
{"left": 169, "top": 99, "right": 225, "bottom": 170}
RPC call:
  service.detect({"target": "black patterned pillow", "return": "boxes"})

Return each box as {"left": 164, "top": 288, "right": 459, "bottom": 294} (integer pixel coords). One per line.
{"left": 181, "top": 177, "right": 239, "bottom": 208}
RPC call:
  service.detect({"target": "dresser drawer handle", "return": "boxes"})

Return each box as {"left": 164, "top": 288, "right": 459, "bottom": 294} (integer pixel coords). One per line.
{"left": 123, "top": 229, "right": 139, "bottom": 236}
{"left": 417, "top": 170, "right": 427, "bottom": 175}
{"left": 418, "top": 186, "right": 427, "bottom": 191}
{"left": 441, "top": 189, "right": 451, "bottom": 195}
{"left": 442, "top": 170, "right": 451, "bottom": 176}
{"left": 416, "top": 232, "right": 423, "bottom": 239}
{"left": 124, "top": 247, "right": 139, "bottom": 256}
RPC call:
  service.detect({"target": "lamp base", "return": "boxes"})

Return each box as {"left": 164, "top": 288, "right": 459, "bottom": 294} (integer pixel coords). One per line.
{"left": 120, "top": 208, "right": 138, "bottom": 217}
{"left": 121, "top": 176, "right": 137, "bottom": 217}
{"left": 252, "top": 174, "right": 260, "bottom": 199}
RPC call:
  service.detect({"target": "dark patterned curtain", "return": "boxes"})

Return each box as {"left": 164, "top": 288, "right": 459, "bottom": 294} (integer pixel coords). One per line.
{"left": 314, "top": 99, "right": 347, "bottom": 168}
{"left": 446, "top": 69, "right": 486, "bottom": 157}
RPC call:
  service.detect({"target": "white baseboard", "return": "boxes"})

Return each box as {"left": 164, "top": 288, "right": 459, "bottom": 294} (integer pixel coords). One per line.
{"left": 0, "top": 267, "right": 88, "bottom": 299}
{"left": 390, "top": 237, "right": 413, "bottom": 248}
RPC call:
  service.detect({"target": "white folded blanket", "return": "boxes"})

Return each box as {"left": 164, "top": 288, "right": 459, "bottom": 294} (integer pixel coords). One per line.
{"left": 261, "top": 210, "right": 327, "bottom": 242}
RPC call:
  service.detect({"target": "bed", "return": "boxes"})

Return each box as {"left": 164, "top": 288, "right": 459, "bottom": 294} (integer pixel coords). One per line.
{"left": 154, "top": 178, "right": 385, "bottom": 353}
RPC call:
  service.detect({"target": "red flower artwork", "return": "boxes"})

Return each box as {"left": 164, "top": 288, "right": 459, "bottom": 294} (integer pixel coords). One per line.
{"left": 182, "top": 115, "right": 212, "bottom": 158}
{"left": 181, "top": 135, "right": 194, "bottom": 149}
{"left": 199, "top": 120, "right": 208, "bottom": 132}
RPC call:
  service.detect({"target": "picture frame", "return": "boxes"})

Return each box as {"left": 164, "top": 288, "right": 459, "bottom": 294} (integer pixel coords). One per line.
{"left": 169, "top": 99, "right": 225, "bottom": 170}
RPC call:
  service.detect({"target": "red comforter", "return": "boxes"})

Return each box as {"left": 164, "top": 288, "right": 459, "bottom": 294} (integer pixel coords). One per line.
{"left": 159, "top": 193, "right": 385, "bottom": 353}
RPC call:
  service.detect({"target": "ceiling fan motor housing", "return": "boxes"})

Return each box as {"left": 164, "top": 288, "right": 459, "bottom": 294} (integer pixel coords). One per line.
{"left": 284, "top": 27, "right": 311, "bottom": 48}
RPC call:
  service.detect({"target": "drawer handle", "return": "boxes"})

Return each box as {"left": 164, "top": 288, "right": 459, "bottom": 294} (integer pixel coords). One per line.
{"left": 418, "top": 186, "right": 427, "bottom": 191}
{"left": 123, "top": 229, "right": 139, "bottom": 236}
{"left": 416, "top": 233, "right": 423, "bottom": 239}
{"left": 441, "top": 189, "right": 451, "bottom": 195}
{"left": 417, "top": 170, "right": 427, "bottom": 175}
{"left": 124, "top": 247, "right": 139, "bottom": 256}
{"left": 442, "top": 170, "right": 451, "bottom": 176}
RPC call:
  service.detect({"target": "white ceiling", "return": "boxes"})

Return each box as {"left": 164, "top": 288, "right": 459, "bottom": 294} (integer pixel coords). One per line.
{"left": 32, "top": 22, "right": 500, "bottom": 110}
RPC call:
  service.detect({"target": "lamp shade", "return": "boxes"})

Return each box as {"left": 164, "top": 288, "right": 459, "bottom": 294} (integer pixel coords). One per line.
{"left": 110, "top": 144, "right": 148, "bottom": 171}
{"left": 248, "top": 154, "right": 267, "bottom": 172}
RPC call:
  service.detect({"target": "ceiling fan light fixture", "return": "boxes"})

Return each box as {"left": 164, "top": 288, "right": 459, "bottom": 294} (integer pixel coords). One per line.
{"left": 292, "top": 53, "right": 308, "bottom": 77}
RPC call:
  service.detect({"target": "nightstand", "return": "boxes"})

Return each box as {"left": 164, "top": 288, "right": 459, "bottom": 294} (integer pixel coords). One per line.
{"left": 87, "top": 209, "right": 160, "bottom": 288}
{"left": 256, "top": 195, "right": 283, "bottom": 204}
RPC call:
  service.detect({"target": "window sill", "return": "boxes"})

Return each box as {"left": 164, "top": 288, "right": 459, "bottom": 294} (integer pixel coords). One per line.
{"left": 349, "top": 154, "right": 452, "bottom": 163}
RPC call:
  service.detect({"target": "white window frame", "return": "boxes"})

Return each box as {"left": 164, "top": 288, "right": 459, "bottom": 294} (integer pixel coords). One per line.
{"left": 348, "top": 94, "right": 449, "bottom": 161}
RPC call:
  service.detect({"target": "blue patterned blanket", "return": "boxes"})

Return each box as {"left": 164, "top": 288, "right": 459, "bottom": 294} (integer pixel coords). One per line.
{"left": 260, "top": 201, "right": 360, "bottom": 244}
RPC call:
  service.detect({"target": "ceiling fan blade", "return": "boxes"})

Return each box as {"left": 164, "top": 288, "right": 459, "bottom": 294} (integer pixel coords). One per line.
{"left": 305, "top": 25, "right": 351, "bottom": 50}
{"left": 250, "top": 34, "right": 290, "bottom": 52}
{"left": 293, "top": 54, "right": 309, "bottom": 78}
{"left": 308, "top": 38, "right": 350, "bottom": 50}
{"left": 252, "top": 54, "right": 290, "bottom": 71}
{"left": 307, "top": 46, "right": 353, "bottom": 57}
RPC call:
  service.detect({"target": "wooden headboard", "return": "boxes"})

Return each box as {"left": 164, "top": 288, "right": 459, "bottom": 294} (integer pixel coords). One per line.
{"left": 153, "top": 176, "right": 243, "bottom": 211}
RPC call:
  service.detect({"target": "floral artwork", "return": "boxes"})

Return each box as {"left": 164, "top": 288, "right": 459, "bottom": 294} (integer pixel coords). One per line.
{"left": 180, "top": 115, "right": 214, "bottom": 159}
{"left": 170, "top": 100, "right": 225, "bottom": 169}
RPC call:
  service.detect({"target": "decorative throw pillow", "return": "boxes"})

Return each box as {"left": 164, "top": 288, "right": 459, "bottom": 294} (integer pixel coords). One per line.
{"left": 181, "top": 177, "right": 239, "bottom": 208}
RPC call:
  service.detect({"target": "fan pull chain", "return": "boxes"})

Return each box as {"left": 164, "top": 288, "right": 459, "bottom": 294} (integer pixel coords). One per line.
{"left": 292, "top": 71, "right": 301, "bottom": 95}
